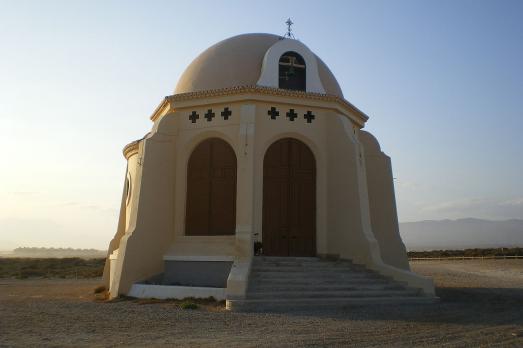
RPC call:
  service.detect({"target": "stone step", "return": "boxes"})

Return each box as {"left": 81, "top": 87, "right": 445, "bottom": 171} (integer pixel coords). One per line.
{"left": 252, "top": 260, "right": 363, "bottom": 266}
{"left": 248, "top": 277, "right": 394, "bottom": 286}
{"left": 250, "top": 271, "right": 384, "bottom": 280}
{"left": 247, "top": 289, "right": 420, "bottom": 299}
{"left": 236, "top": 257, "right": 434, "bottom": 312}
{"left": 227, "top": 296, "right": 439, "bottom": 312}
{"left": 248, "top": 283, "right": 406, "bottom": 292}
{"left": 251, "top": 266, "right": 371, "bottom": 273}
{"left": 252, "top": 259, "right": 359, "bottom": 265}
{"left": 254, "top": 257, "right": 321, "bottom": 262}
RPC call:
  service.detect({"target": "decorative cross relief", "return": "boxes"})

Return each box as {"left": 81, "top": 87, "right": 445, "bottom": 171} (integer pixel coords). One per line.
{"left": 221, "top": 107, "right": 232, "bottom": 120}
{"left": 304, "top": 111, "right": 315, "bottom": 123}
{"left": 286, "top": 109, "right": 298, "bottom": 121}
{"left": 204, "top": 109, "right": 215, "bottom": 122}
{"left": 189, "top": 111, "right": 199, "bottom": 123}
{"left": 268, "top": 107, "right": 280, "bottom": 120}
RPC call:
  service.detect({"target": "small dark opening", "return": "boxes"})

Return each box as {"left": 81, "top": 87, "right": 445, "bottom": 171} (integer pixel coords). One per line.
{"left": 278, "top": 51, "right": 306, "bottom": 91}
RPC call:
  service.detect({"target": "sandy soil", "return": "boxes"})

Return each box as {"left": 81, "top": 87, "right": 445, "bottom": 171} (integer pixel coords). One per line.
{"left": 1, "top": 260, "right": 522, "bottom": 347}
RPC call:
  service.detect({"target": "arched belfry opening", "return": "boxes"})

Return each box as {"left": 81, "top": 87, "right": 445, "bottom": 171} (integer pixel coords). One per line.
{"left": 278, "top": 51, "right": 306, "bottom": 91}
{"left": 262, "top": 138, "right": 316, "bottom": 256}
{"left": 185, "top": 138, "right": 237, "bottom": 236}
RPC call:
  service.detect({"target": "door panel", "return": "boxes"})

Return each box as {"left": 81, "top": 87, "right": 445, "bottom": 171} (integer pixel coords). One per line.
{"left": 186, "top": 138, "right": 237, "bottom": 236}
{"left": 262, "top": 138, "right": 316, "bottom": 256}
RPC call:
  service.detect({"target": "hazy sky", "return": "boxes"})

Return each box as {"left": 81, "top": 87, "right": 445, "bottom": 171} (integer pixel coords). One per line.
{"left": 1, "top": 0, "right": 522, "bottom": 249}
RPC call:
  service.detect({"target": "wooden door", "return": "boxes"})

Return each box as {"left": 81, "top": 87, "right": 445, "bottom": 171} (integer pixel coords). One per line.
{"left": 262, "top": 138, "right": 316, "bottom": 256}
{"left": 185, "top": 138, "right": 237, "bottom": 236}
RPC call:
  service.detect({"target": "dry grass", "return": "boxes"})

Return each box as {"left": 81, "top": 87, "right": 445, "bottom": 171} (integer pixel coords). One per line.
{"left": 0, "top": 257, "right": 104, "bottom": 279}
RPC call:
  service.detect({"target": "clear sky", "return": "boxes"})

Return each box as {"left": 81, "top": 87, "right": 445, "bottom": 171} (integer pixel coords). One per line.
{"left": 1, "top": 0, "right": 522, "bottom": 250}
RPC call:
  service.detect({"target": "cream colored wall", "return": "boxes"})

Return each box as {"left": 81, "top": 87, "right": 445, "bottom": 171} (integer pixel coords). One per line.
{"left": 102, "top": 168, "right": 128, "bottom": 287}
{"left": 108, "top": 119, "right": 178, "bottom": 296}
{"left": 106, "top": 93, "right": 434, "bottom": 298}
{"left": 323, "top": 115, "right": 379, "bottom": 263}
{"left": 360, "top": 131, "right": 410, "bottom": 270}
{"left": 124, "top": 154, "right": 140, "bottom": 231}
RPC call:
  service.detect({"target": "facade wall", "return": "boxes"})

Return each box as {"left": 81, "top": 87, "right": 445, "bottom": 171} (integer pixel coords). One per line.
{"left": 105, "top": 94, "right": 427, "bottom": 297}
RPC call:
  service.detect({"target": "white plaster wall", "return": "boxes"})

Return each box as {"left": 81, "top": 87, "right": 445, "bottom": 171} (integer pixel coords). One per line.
{"left": 257, "top": 39, "right": 326, "bottom": 94}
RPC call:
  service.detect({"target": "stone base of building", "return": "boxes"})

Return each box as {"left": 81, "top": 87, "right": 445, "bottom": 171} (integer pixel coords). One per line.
{"left": 128, "top": 283, "right": 226, "bottom": 301}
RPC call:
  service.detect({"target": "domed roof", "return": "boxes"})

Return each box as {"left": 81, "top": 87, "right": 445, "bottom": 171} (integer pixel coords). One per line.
{"left": 174, "top": 33, "right": 343, "bottom": 98}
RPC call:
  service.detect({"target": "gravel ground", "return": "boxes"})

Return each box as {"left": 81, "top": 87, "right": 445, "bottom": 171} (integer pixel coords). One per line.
{"left": 1, "top": 260, "right": 522, "bottom": 347}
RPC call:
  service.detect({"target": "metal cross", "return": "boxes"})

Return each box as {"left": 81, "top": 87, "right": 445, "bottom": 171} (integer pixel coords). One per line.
{"left": 221, "top": 107, "right": 232, "bottom": 120}
{"left": 304, "top": 111, "right": 315, "bottom": 123}
{"left": 286, "top": 109, "right": 298, "bottom": 121}
{"left": 204, "top": 109, "right": 215, "bottom": 122}
{"left": 268, "top": 107, "right": 280, "bottom": 120}
{"left": 189, "top": 111, "right": 199, "bottom": 123}
{"left": 285, "top": 18, "right": 295, "bottom": 39}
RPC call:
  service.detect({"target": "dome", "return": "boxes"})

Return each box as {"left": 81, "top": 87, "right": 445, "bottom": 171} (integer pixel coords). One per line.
{"left": 174, "top": 33, "right": 344, "bottom": 98}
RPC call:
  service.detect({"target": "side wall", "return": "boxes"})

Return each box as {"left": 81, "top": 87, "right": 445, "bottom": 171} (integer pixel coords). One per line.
{"left": 102, "top": 168, "right": 129, "bottom": 287}
{"left": 360, "top": 131, "right": 410, "bottom": 270}
{"left": 108, "top": 115, "right": 178, "bottom": 296}
{"left": 325, "top": 115, "right": 383, "bottom": 264}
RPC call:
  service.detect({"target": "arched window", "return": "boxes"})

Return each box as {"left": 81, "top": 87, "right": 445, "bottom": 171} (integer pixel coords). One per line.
{"left": 278, "top": 51, "right": 306, "bottom": 91}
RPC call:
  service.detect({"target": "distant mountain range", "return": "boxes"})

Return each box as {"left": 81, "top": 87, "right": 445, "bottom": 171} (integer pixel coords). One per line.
{"left": 1, "top": 219, "right": 521, "bottom": 254}
{"left": 400, "top": 218, "right": 523, "bottom": 251}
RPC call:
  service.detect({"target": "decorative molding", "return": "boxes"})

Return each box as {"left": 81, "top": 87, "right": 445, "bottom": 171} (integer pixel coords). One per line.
{"left": 221, "top": 107, "right": 232, "bottom": 120}
{"left": 122, "top": 141, "right": 139, "bottom": 159}
{"left": 286, "top": 108, "right": 298, "bottom": 121}
{"left": 304, "top": 110, "right": 315, "bottom": 123}
{"left": 267, "top": 106, "right": 279, "bottom": 120}
{"left": 150, "top": 85, "right": 369, "bottom": 124}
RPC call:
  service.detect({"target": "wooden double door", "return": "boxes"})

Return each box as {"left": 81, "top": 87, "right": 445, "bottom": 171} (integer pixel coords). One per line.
{"left": 262, "top": 138, "right": 316, "bottom": 256}
{"left": 185, "top": 138, "right": 237, "bottom": 236}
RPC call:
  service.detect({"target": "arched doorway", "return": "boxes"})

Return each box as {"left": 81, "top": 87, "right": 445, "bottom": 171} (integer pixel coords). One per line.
{"left": 262, "top": 138, "right": 316, "bottom": 256}
{"left": 185, "top": 138, "right": 237, "bottom": 236}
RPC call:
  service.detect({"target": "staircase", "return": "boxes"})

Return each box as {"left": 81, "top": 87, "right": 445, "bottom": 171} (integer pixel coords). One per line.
{"left": 226, "top": 256, "right": 437, "bottom": 312}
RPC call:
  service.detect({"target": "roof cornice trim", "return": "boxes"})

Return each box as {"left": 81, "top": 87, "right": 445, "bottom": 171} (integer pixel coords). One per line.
{"left": 122, "top": 140, "right": 139, "bottom": 159}
{"left": 150, "top": 85, "right": 369, "bottom": 124}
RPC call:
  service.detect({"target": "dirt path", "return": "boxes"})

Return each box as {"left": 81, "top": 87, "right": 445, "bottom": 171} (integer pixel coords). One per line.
{"left": 1, "top": 260, "right": 522, "bottom": 347}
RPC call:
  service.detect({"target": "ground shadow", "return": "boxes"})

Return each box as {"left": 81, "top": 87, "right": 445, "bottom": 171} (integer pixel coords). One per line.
{"left": 236, "top": 286, "right": 523, "bottom": 326}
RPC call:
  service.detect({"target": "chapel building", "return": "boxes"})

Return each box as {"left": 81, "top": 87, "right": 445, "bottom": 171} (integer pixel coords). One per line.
{"left": 103, "top": 33, "right": 435, "bottom": 310}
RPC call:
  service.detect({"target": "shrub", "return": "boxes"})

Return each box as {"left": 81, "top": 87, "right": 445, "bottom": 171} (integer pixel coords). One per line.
{"left": 180, "top": 301, "right": 198, "bottom": 310}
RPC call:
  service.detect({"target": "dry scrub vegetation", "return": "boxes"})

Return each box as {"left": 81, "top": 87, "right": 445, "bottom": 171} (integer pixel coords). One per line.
{"left": 0, "top": 257, "right": 104, "bottom": 279}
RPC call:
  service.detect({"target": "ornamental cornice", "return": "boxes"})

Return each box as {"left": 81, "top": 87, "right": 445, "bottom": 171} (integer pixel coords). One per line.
{"left": 150, "top": 85, "right": 369, "bottom": 125}
{"left": 122, "top": 140, "right": 140, "bottom": 159}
